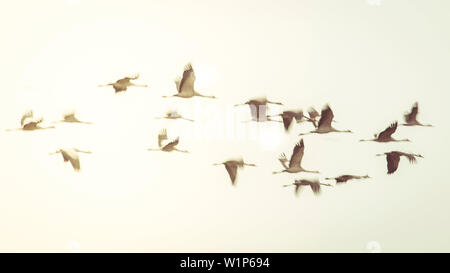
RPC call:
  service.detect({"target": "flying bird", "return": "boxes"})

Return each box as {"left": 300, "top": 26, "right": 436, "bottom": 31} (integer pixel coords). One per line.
{"left": 163, "top": 63, "right": 216, "bottom": 99}
{"left": 299, "top": 105, "right": 351, "bottom": 135}
{"left": 273, "top": 139, "right": 319, "bottom": 174}
{"left": 155, "top": 110, "right": 194, "bottom": 122}
{"left": 325, "top": 175, "right": 370, "bottom": 184}
{"left": 213, "top": 158, "right": 256, "bottom": 185}
{"left": 283, "top": 179, "right": 333, "bottom": 196}
{"left": 98, "top": 74, "right": 148, "bottom": 93}
{"left": 235, "top": 97, "right": 283, "bottom": 122}
{"left": 6, "top": 111, "right": 55, "bottom": 131}
{"left": 49, "top": 148, "right": 92, "bottom": 172}
{"left": 53, "top": 111, "right": 92, "bottom": 124}
{"left": 376, "top": 151, "right": 423, "bottom": 174}
{"left": 268, "top": 110, "right": 310, "bottom": 132}
{"left": 402, "top": 102, "right": 432, "bottom": 127}
{"left": 147, "top": 129, "right": 189, "bottom": 153}
{"left": 360, "top": 122, "right": 410, "bottom": 143}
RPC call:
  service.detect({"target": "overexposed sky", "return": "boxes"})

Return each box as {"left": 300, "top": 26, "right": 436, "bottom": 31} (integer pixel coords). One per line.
{"left": 0, "top": 0, "right": 449, "bottom": 252}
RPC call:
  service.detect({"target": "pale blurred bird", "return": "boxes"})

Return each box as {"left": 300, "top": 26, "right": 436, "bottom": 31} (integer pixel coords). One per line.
{"left": 325, "top": 175, "right": 371, "bottom": 184}
{"left": 283, "top": 179, "right": 333, "bottom": 196}
{"left": 155, "top": 110, "right": 194, "bottom": 122}
{"left": 6, "top": 110, "right": 55, "bottom": 131}
{"left": 148, "top": 129, "right": 189, "bottom": 153}
{"left": 360, "top": 122, "right": 410, "bottom": 143}
{"left": 213, "top": 158, "right": 256, "bottom": 185}
{"left": 234, "top": 96, "right": 283, "bottom": 122}
{"left": 299, "top": 105, "right": 351, "bottom": 135}
{"left": 376, "top": 151, "right": 423, "bottom": 174}
{"left": 273, "top": 139, "right": 319, "bottom": 174}
{"left": 49, "top": 148, "right": 92, "bottom": 172}
{"left": 402, "top": 102, "right": 432, "bottom": 127}
{"left": 163, "top": 63, "right": 216, "bottom": 99}
{"left": 53, "top": 111, "right": 92, "bottom": 124}
{"left": 98, "top": 74, "right": 148, "bottom": 93}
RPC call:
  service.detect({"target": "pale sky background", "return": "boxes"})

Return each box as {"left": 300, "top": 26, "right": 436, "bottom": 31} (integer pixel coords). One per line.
{"left": 0, "top": 0, "right": 449, "bottom": 252}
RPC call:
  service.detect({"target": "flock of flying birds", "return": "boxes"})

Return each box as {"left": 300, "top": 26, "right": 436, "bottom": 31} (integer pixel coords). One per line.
{"left": 6, "top": 63, "right": 432, "bottom": 197}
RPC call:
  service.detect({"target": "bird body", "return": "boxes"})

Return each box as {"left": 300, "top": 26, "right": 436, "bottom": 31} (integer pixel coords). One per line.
{"left": 50, "top": 148, "right": 92, "bottom": 171}
{"left": 360, "top": 122, "right": 410, "bottom": 143}
{"left": 376, "top": 151, "right": 423, "bottom": 174}
{"left": 214, "top": 158, "right": 256, "bottom": 185}
{"left": 6, "top": 111, "right": 55, "bottom": 131}
{"left": 156, "top": 110, "right": 194, "bottom": 122}
{"left": 269, "top": 110, "right": 306, "bottom": 131}
{"left": 163, "top": 63, "right": 216, "bottom": 99}
{"left": 402, "top": 102, "right": 432, "bottom": 127}
{"left": 273, "top": 139, "right": 319, "bottom": 174}
{"left": 235, "top": 96, "right": 283, "bottom": 122}
{"left": 299, "top": 105, "right": 351, "bottom": 135}
{"left": 325, "top": 175, "right": 370, "bottom": 184}
{"left": 283, "top": 179, "right": 332, "bottom": 196}
{"left": 54, "top": 111, "right": 92, "bottom": 124}
{"left": 148, "top": 129, "right": 189, "bottom": 153}
{"left": 99, "top": 74, "right": 148, "bottom": 93}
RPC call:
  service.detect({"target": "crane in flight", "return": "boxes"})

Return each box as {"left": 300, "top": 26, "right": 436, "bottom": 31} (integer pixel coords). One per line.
{"left": 163, "top": 63, "right": 216, "bottom": 99}
{"left": 155, "top": 110, "right": 194, "bottom": 122}
{"left": 234, "top": 97, "right": 283, "bottom": 122}
{"left": 147, "top": 129, "right": 189, "bottom": 153}
{"left": 268, "top": 110, "right": 311, "bottom": 132}
{"left": 325, "top": 175, "right": 370, "bottom": 184}
{"left": 6, "top": 110, "right": 55, "bottom": 131}
{"left": 49, "top": 148, "right": 92, "bottom": 172}
{"left": 53, "top": 111, "right": 92, "bottom": 124}
{"left": 273, "top": 139, "right": 319, "bottom": 174}
{"left": 98, "top": 74, "right": 148, "bottom": 93}
{"left": 402, "top": 102, "right": 432, "bottom": 127}
{"left": 360, "top": 122, "right": 410, "bottom": 143}
{"left": 299, "top": 105, "right": 351, "bottom": 135}
{"left": 213, "top": 158, "right": 256, "bottom": 186}
{"left": 283, "top": 179, "right": 333, "bottom": 196}
{"left": 376, "top": 151, "right": 423, "bottom": 174}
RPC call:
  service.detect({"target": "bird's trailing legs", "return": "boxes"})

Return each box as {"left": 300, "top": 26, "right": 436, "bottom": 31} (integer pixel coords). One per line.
{"left": 272, "top": 169, "right": 320, "bottom": 175}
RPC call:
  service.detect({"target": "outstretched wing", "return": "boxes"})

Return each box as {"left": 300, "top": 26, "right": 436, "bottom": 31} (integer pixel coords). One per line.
{"left": 404, "top": 102, "right": 418, "bottom": 124}
{"left": 309, "top": 182, "right": 321, "bottom": 195}
{"left": 224, "top": 162, "right": 238, "bottom": 185}
{"left": 162, "top": 137, "right": 179, "bottom": 150}
{"left": 21, "top": 110, "right": 34, "bottom": 126}
{"left": 69, "top": 157, "right": 81, "bottom": 171}
{"left": 317, "top": 105, "right": 334, "bottom": 129}
{"left": 397, "top": 151, "right": 417, "bottom": 163}
{"left": 178, "top": 63, "right": 195, "bottom": 95}
{"left": 308, "top": 108, "right": 319, "bottom": 119}
{"left": 278, "top": 153, "right": 289, "bottom": 169}
{"left": 378, "top": 122, "right": 398, "bottom": 140}
{"left": 174, "top": 77, "right": 182, "bottom": 92}
{"left": 282, "top": 115, "right": 294, "bottom": 131}
{"left": 289, "top": 139, "right": 305, "bottom": 168}
{"left": 386, "top": 153, "right": 400, "bottom": 174}
{"left": 294, "top": 111, "right": 304, "bottom": 123}
{"left": 158, "top": 129, "right": 168, "bottom": 147}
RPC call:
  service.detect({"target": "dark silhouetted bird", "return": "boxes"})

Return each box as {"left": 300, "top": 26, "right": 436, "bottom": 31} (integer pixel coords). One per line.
{"left": 213, "top": 158, "right": 256, "bottom": 185}
{"left": 360, "top": 122, "right": 410, "bottom": 143}
{"left": 273, "top": 139, "right": 319, "bottom": 174}
{"left": 376, "top": 151, "right": 423, "bottom": 174}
